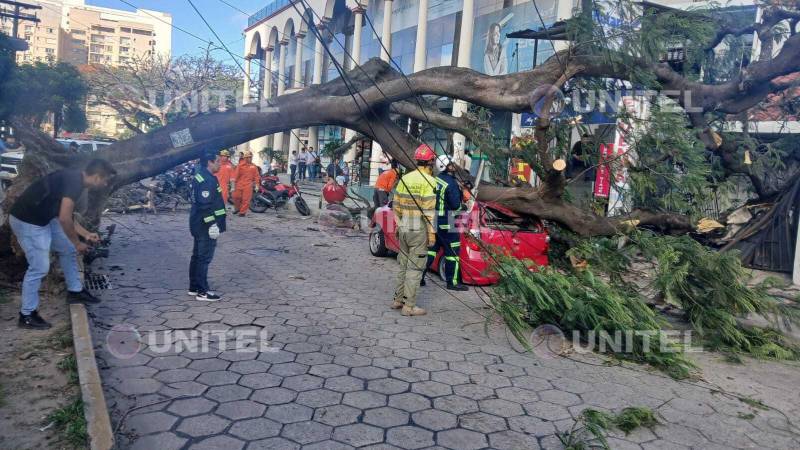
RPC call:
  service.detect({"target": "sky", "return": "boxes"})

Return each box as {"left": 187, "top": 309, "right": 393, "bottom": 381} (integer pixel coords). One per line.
{"left": 88, "top": 0, "right": 268, "bottom": 63}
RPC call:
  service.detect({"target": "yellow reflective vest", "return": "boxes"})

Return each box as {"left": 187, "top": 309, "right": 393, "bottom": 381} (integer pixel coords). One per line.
{"left": 393, "top": 168, "right": 437, "bottom": 234}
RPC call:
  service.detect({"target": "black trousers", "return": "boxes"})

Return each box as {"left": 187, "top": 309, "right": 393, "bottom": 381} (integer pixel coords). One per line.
{"left": 189, "top": 232, "right": 217, "bottom": 293}
{"left": 373, "top": 190, "right": 390, "bottom": 209}
{"left": 425, "top": 228, "right": 462, "bottom": 286}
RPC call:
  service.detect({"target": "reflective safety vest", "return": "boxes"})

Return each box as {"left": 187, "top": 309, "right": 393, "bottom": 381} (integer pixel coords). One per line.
{"left": 190, "top": 166, "right": 227, "bottom": 237}
{"left": 393, "top": 168, "right": 437, "bottom": 233}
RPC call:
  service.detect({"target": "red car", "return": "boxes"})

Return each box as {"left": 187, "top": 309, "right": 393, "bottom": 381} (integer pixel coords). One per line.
{"left": 369, "top": 201, "right": 549, "bottom": 285}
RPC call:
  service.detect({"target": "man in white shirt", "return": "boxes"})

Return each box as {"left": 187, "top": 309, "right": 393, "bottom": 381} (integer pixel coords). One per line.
{"left": 306, "top": 147, "right": 318, "bottom": 180}
{"left": 298, "top": 148, "right": 308, "bottom": 182}
{"left": 289, "top": 151, "right": 298, "bottom": 183}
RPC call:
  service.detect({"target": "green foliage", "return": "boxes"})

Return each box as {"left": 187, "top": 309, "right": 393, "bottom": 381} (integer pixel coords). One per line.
{"left": 559, "top": 407, "right": 658, "bottom": 449}
{"left": 567, "top": 232, "right": 800, "bottom": 361}
{"left": 0, "top": 61, "right": 88, "bottom": 135}
{"left": 47, "top": 397, "right": 88, "bottom": 449}
{"left": 62, "top": 103, "right": 88, "bottom": 134}
{"left": 322, "top": 139, "right": 344, "bottom": 157}
{"left": 490, "top": 257, "right": 694, "bottom": 378}
{"left": 57, "top": 354, "right": 79, "bottom": 384}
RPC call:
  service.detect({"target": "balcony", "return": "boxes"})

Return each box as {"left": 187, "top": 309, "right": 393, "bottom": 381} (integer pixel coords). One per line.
{"left": 248, "top": 0, "right": 292, "bottom": 27}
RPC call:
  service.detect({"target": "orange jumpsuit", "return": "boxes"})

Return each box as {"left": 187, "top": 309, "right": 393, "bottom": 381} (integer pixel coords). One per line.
{"left": 232, "top": 161, "right": 260, "bottom": 215}
{"left": 215, "top": 159, "right": 234, "bottom": 204}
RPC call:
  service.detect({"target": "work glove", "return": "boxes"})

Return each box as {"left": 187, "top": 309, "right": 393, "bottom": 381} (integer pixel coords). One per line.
{"left": 208, "top": 224, "right": 220, "bottom": 240}
{"left": 428, "top": 232, "right": 436, "bottom": 246}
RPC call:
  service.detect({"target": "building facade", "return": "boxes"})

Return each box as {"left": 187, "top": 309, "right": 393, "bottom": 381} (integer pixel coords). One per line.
{"left": 0, "top": 0, "right": 172, "bottom": 138}
{"left": 242, "top": 0, "right": 575, "bottom": 182}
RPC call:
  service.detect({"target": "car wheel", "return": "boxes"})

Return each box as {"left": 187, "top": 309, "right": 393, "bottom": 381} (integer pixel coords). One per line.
{"left": 295, "top": 197, "right": 311, "bottom": 216}
{"left": 438, "top": 255, "right": 447, "bottom": 283}
{"left": 369, "top": 228, "right": 389, "bottom": 257}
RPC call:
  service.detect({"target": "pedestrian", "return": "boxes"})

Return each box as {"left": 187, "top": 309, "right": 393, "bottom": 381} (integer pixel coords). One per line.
{"left": 421, "top": 155, "right": 469, "bottom": 291}
{"left": 289, "top": 150, "right": 298, "bottom": 183}
{"left": 390, "top": 144, "right": 437, "bottom": 316}
{"left": 307, "top": 146, "right": 319, "bottom": 180}
{"left": 298, "top": 147, "right": 308, "bottom": 181}
{"left": 373, "top": 159, "right": 399, "bottom": 209}
{"left": 342, "top": 161, "right": 350, "bottom": 185}
{"left": 9, "top": 158, "right": 116, "bottom": 329}
{"left": 326, "top": 157, "right": 340, "bottom": 180}
{"left": 215, "top": 149, "right": 234, "bottom": 207}
{"left": 231, "top": 150, "right": 260, "bottom": 217}
{"left": 189, "top": 150, "right": 227, "bottom": 301}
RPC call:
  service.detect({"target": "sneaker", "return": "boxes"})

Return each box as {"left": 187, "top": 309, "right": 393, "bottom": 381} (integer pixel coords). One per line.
{"left": 196, "top": 292, "right": 221, "bottom": 302}
{"left": 188, "top": 290, "right": 198, "bottom": 296}
{"left": 19, "top": 311, "right": 52, "bottom": 329}
{"left": 447, "top": 284, "right": 469, "bottom": 292}
{"left": 401, "top": 306, "right": 427, "bottom": 316}
{"left": 67, "top": 290, "right": 101, "bottom": 305}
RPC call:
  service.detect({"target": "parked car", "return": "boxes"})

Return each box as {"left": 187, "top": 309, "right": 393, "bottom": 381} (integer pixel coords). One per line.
{"left": 369, "top": 201, "right": 549, "bottom": 285}
{"left": 56, "top": 139, "right": 113, "bottom": 153}
{"left": 0, "top": 150, "right": 23, "bottom": 189}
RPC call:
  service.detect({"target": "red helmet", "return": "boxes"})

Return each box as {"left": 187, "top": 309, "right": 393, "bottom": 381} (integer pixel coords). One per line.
{"left": 414, "top": 144, "right": 435, "bottom": 162}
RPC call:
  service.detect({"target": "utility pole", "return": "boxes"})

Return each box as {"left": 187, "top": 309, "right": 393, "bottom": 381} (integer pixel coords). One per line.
{"left": 0, "top": 0, "right": 41, "bottom": 41}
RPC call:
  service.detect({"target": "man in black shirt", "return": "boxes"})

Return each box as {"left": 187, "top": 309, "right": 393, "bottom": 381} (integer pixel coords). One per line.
{"left": 9, "top": 158, "right": 117, "bottom": 329}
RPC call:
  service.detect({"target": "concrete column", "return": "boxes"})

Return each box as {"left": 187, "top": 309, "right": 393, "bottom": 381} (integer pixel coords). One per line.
{"left": 451, "top": 0, "right": 475, "bottom": 165}
{"left": 413, "top": 0, "right": 428, "bottom": 72}
{"left": 274, "top": 40, "right": 289, "bottom": 155}
{"left": 293, "top": 32, "right": 305, "bottom": 88}
{"left": 243, "top": 56, "right": 252, "bottom": 105}
{"left": 380, "top": 0, "right": 393, "bottom": 61}
{"left": 308, "top": 22, "right": 327, "bottom": 153}
{"left": 264, "top": 47, "right": 274, "bottom": 99}
{"left": 351, "top": 6, "right": 365, "bottom": 69}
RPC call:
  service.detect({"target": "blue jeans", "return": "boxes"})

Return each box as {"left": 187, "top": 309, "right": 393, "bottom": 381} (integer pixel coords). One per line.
{"left": 189, "top": 232, "right": 217, "bottom": 293}
{"left": 9, "top": 216, "right": 82, "bottom": 315}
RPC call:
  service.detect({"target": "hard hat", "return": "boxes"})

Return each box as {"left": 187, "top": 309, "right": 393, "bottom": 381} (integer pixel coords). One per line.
{"left": 219, "top": 150, "right": 230, "bottom": 157}
{"left": 414, "top": 144, "right": 435, "bottom": 162}
{"left": 435, "top": 154, "right": 453, "bottom": 172}
{"left": 242, "top": 150, "right": 253, "bottom": 158}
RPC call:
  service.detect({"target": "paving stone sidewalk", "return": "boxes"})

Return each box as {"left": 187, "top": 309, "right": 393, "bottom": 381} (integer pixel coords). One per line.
{"left": 89, "top": 211, "right": 800, "bottom": 450}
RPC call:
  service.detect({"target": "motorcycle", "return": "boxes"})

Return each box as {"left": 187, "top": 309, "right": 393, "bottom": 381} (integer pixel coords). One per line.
{"left": 250, "top": 174, "right": 311, "bottom": 216}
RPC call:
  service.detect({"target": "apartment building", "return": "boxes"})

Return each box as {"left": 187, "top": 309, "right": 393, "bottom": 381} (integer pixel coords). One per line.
{"left": 0, "top": 0, "right": 172, "bottom": 138}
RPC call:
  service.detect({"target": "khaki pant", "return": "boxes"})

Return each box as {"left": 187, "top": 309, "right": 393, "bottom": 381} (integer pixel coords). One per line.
{"left": 394, "top": 229, "right": 429, "bottom": 307}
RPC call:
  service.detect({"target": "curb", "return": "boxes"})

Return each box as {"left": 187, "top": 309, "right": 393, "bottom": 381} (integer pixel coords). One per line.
{"left": 70, "top": 303, "right": 114, "bottom": 450}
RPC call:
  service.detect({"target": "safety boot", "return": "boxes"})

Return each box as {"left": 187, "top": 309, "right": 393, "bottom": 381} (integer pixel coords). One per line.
{"left": 390, "top": 300, "right": 403, "bottom": 310}
{"left": 401, "top": 306, "right": 427, "bottom": 316}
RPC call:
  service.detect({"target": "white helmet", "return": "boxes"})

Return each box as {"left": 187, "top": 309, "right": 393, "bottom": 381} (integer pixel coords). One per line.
{"left": 435, "top": 154, "right": 454, "bottom": 173}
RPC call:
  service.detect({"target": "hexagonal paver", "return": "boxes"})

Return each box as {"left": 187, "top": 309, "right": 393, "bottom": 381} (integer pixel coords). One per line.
{"left": 411, "top": 381, "right": 453, "bottom": 398}
{"left": 188, "top": 435, "right": 244, "bottom": 450}
{"left": 205, "top": 384, "right": 252, "bottom": 402}
{"left": 229, "top": 360, "right": 271, "bottom": 375}
{"left": 496, "top": 387, "right": 539, "bottom": 404}
{"left": 154, "top": 369, "right": 199, "bottom": 383}
{"left": 196, "top": 370, "right": 241, "bottom": 387}
{"left": 251, "top": 387, "right": 297, "bottom": 405}
{"left": 539, "top": 389, "right": 582, "bottom": 407}
{"left": 125, "top": 412, "right": 178, "bottom": 435}
{"left": 314, "top": 404, "right": 362, "bottom": 427}
{"left": 388, "top": 393, "right": 432, "bottom": 412}
{"left": 523, "top": 401, "right": 572, "bottom": 421}
{"left": 130, "top": 432, "right": 186, "bottom": 450}
{"left": 391, "top": 367, "right": 430, "bottom": 383}
{"left": 459, "top": 412, "right": 509, "bottom": 434}
{"left": 351, "top": 366, "right": 389, "bottom": 380}
{"left": 280, "top": 420, "right": 333, "bottom": 444}
{"left": 176, "top": 414, "right": 230, "bottom": 437}
{"left": 282, "top": 374, "right": 324, "bottom": 392}
{"left": 264, "top": 403, "right": 313, "bottom": 424}
{"left": 433, "top": 395, "right": 478, "bottom": 415}
{"left": 363, "top": 406, "right": 409, "bottom": 427}
{"left": 148, "top": 356, "right": 191, "bottom": 370}
{"left": 257, "top": 350, "right": 296, "bottom": 364}
{"left": 216, "top": 400, "right": 266, "bottom": 420}
{"left": 437, "top": 429, "right": 488, "bottom": 450}
{"left": 411, "top": 409, "right": 457, "bottom": 431}
{"left": 368, "top": 378, "right": 410, "bottom": 395}
{"left": 302, "top": 440, "right": 356, "bottom": 450}
{"left": 488, "top": 430, "right": 539, "bottom": 450}
{"left": 296, "top": 389, "right": 343, "bottom": 408}
{"left": 167, "top": 397, "right": 216, "bottom": 416}
{"left": 325, "top": 376, "right": 364, "bottom": 393}
{"left": 246, "top": 437, "right": 300, "bottom": 450}
{"left": 343, "top": 391, "right": 387, "bottom": 409}
{"left": 269, "top": 362, "right": 309, "bottom": 377}
{"left": 332, "top": 423, "right": 384, "bottom": 447}
{"left": 239, "top": 373, "right": 282, "bottom": 389}
{"left": 229, "top": 418, "right": 282, "bottom": 440}
{"left": 386, "top": 425, "right": 435, "bottom": 449}
{"left": 478, "top": 398, "right": 525, "bottom": 417}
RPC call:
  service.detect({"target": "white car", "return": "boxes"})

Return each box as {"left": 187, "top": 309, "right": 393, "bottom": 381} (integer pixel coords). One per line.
{"left": 56, "top": 139, "right": 114, "bottom": 153}
{"left": 0, "top": 150, "right": 23, "bottom": 188}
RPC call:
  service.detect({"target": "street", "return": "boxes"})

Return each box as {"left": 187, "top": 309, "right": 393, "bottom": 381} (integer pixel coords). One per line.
{"left": 91, "top": 210, "right": 800, "bottom": 450}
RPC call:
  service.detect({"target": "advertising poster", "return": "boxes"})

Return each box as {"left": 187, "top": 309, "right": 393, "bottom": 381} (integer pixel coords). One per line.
{"left": 471, "top": 0, "right": 559, "bottom": 75}
{"left": 594, "top": 143, "right": 613, "bottom": 198}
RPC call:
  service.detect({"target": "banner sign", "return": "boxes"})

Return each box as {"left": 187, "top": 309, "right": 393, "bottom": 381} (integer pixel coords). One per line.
{"left": 594, "top": 143, "right": 613, "bottom": 198}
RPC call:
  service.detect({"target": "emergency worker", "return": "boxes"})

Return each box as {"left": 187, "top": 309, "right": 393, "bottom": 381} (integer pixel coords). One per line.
{"left": 232, "top": 150, "right": 260, "bottom": 217}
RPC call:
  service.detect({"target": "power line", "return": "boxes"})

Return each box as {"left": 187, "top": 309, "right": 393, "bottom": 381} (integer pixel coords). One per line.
{"left": 186, "top": 0, "right": 248, "bottom": 80}
{"left": 215, "top": 0, "right": 251, "bottom": 17}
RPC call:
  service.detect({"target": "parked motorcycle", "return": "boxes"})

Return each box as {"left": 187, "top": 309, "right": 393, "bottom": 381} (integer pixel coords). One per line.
{"left": 250, "top": 174, "right": 311, "bottom": 216}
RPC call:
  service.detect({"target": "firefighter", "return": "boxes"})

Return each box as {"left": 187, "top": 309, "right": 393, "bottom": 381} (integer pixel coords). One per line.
{"left": 421, "top": 155, "right": 468, "bottom": 291}
{"left": 390, "top": 144, "right": 438, "bottom": 316}
{"left": 215, "top": 149, "right": 235, "bottom": 207}
{"left": 231, "top": 150, "right": 260, "bottom": 217}
{"left": 189, "top": 150, "right": 227, "bottom": 301}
